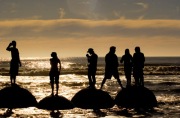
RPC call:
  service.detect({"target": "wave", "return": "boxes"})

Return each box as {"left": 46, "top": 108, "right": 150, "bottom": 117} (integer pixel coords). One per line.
{"left": 1, "top": 57, "right": 180, "bottom": 76}
{"left": 1, "top": 65, "right": 180, "bottom": 76}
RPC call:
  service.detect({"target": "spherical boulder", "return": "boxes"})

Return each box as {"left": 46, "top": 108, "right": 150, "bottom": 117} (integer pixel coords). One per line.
{"left": 37, "top": 95, "right": 74, "bottom": 110}
{"left": 71, "top": 87, "right": 114, "bottom": 109}
{"left": 0, "top": 84, "right": 37, "bottom": 108}
{"left": 115, "top": 86, "right": 157, "bottom": 109}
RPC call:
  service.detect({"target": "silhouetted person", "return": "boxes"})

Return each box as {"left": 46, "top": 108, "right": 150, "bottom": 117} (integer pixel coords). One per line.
{"left": 49, "top": 52, "right": 61, "bottom": 96}
{"left": 86, "top": 48, "right": 98, "bottom": 88}
{"left": 120, "top": 49, "right": 133, "bottom": 87}
{"left": 133, "top": 47, "right": 145, "bottom": 86}
{"left": 100, "top": 46, "right": 123, "bottom": 89}
{"left": 6, "top": 41, "right": 21, "bottom": 85}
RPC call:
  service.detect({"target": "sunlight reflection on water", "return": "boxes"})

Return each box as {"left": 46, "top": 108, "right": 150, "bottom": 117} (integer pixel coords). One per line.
{"left": 0, "top": 75, "right": 179, "bottom": 117}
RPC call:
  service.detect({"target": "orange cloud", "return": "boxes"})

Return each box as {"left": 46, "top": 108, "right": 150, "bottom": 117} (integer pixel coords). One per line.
{"left": 0, "top": 19, "right": 180, "bottom": 57}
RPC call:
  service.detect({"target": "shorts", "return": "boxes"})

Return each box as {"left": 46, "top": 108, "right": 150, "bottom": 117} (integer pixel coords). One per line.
{"left": 49, "top": 71, "right": 60, "bottom": 84}
{"left": 104, "top": 69, "right": 119, "bottom": 79}
{"left": 10, "top": 61, "right": 19, "bottom": 76}
{"left": 50, "top": 75, "right": 59, "bottom": 84}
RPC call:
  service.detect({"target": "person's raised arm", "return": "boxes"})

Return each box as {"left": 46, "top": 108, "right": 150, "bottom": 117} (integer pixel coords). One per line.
{"left": 6, "top": 42, "right": 12, "bottom": 51}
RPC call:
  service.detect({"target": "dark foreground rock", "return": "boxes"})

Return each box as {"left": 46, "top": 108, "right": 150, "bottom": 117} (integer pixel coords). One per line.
{"left": 37, "top": 95, "right": 74, "bottom": 110}
{"left": 0, "top": 84, "right": 37, "bottom": 108}
{"left": 115, "top": 86, "right": 157, "bottom": 109}
{"left": 71, "top": 87, "right": 114, "bottom": 109}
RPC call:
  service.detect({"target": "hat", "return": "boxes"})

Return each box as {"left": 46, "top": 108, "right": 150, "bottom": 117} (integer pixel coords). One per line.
{"left": 87, "top": 48, "right": 94, "bottom": 53}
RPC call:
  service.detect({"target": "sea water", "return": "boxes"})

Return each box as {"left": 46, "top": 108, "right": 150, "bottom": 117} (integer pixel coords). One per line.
{"left": 0, "top": 57, "right": 180, "bottom": 117}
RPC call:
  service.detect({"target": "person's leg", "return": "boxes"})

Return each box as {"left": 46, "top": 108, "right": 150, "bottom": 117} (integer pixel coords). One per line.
{"left": 134, "top": 77, "right": 139, "bottom": 86}
{"left": 125, "top": 71, "right": 129, "bottom": 87}
{"left": 50, "top": 76, "right": 54, "bottom": 95}
{"left": 100, "top": 78, "right": 106, "bottom": 89}
{"left": 13, "top": 76, "right": 16, "bottom": 84}
{"left": 10, "top": 64, "right": 13, "bottom": 85}
{"left": 114, "top": 71, "right": 123, "bottom": 89}
{"left": 88, "top": 69, "right": 93, "bottom": 87}
{"left": 88, "top": 75, "right": 93, "bottom": 87}
{"left": 139, "top": 70, "right": 144, "bottom": 87}
{"left": 133, "top": 69, "right": 139, "bottom": 86}
{"left": 128, "top": 68, "right": 132, "bottom": 86}
{"left": 92, "top": 74, "right": 96, "bottom": 88}
{"left": 125, "top": 71, "right": 131, "bottom": 87}
{"left": 128, "top": 76, "right": 131, "bottom": 86}
{"left": 92, "top": 70, "right": 96, "bottom": 88}
{"left": 56, "top": 83, "right": 59, "bottom": 95}
{"left": 55, "top": 76, "right": 59, "bottom": 95}
{"left": 140, "top": 77, "right": 144, "bottom": 87}
{"left": 10, "top": 75, "right": 13, "bottom": 85}
{"left": 116, "top": 77, "right": 124, "bottom": 89}
{"left": 10, "top": 75, "right": 16, "bottom": 85}
{"left": 125, "top": 75, "right": 130, "bottom": 87}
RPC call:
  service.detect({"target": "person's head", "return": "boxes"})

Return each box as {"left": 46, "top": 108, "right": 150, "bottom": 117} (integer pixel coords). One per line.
{"left": 51, "top": 52, "right": 57, "bottom": 58}
{"left": 87, "top": 48, "right": 94, "bottom": 54}
{"left": 12, "top": 40, "right": 16, "bottom": 47}
{"left": 135, "top": 46, "right": 140, "bottom": 53}
{"left": 110, "top": 46, "right": 116, "bottom": 53}
{"left": 125, "top": 49, "right": 130, "bottom": 55}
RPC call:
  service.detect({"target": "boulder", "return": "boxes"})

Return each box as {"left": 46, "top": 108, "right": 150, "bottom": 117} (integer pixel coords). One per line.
{"left": 115, "top": 86, "right": 157, "bottom": 109}
{"left": 71, "top": 87, "right": 114, "bottom": 109}
{"left": 0, "top": 84, "right": 37, "bottom": 108}
{"left": 38, "top": 95, "right": 74, "bottom": 110}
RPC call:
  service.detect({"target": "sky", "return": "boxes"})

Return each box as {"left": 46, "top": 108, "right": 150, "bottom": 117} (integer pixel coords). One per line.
{"left": 0, "top": 0, "right": 180, "bottom": 58}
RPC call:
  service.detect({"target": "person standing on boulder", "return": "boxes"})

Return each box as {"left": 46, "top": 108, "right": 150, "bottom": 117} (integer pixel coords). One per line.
{"left": 120, "top": 49, "right": 133, "bottom": 87}
{"left": 86, "top": 48, "right": 98, "bottom": 88}
{"left": 132, "top": 46, "right": 145, "bottom": 86}
{"left": 6, "top": 40, "right": 21, "bottom": 85}
{"left": 100, "top": 46, "right": 123, "bottom": 89}
{"left": 49, "top": 52, "right": 61, "bottom": 96}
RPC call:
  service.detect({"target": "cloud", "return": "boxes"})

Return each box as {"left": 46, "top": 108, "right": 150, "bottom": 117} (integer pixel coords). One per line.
{"left": 136, "top": 2, "right": 148, "bottom": 11}
{"left": 1, "top": 19, "right": 180, "bottom": 57}
{"left": 0, "top": 19, "right": 180, "bottom": 40}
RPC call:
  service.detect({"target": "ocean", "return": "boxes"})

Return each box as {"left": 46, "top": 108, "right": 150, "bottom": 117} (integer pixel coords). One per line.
{"left": 0, "top": 57, "right": 180, "bottom": 117}
{"left": 1, "top": 57, "right": 180, "bottom": 76}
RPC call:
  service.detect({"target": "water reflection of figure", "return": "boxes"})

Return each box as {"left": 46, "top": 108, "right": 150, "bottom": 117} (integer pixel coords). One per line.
{"left": 6, "top": 41, "right": 21, "bottom": 85}
{"left": 50, "top": 110, "right": 62, "bottom": 118}
{"left": 120, "top": 49, "right": 133, "bottom": 87}
{"left": 86, "top": 48, "right": 98, "bottom": 88}
{"left": 49, "top": 52, "right": 61, "bottom": 96}
{"left": 133, "top": 47, "right": 145, "bottom": 86}
{"left": 100, "top": 46, "right": 123, "bottom": 89}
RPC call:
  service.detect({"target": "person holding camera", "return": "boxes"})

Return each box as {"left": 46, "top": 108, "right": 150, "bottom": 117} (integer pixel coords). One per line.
{"left": 86, "top": 48, "right": 98, "bottom": 88}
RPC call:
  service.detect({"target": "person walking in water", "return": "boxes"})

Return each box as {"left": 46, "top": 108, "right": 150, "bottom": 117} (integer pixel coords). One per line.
{"left": 49, "top": 52, "right": 61, "bottom": 96}
{"left": 6, "top": 41, "right": 21, "bottom": 85}
{"left": 100, "top": 46, "right": 123, "bottom": 89}
{"left": 120, "top": 49, "right": 133, "bottom": 87}
{"left": 132, "top": 46, "right": 145, "bottom": 86}
{"left": 86, "top": 48, "right": 98, "bottom": 88}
